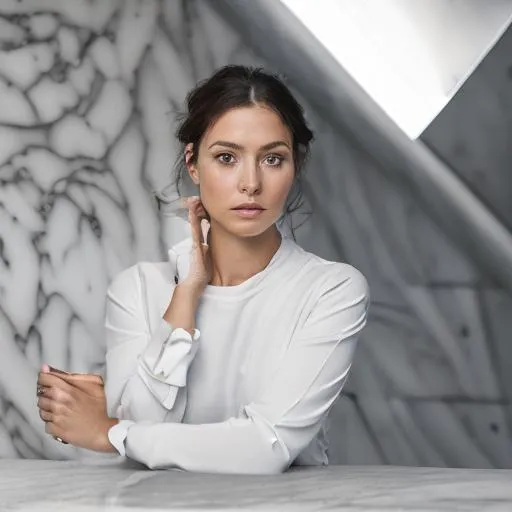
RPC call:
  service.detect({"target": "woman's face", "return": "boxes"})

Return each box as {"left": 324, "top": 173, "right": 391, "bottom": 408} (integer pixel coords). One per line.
{"left": 186, "top": 105, "right": 295, "bottom": 238}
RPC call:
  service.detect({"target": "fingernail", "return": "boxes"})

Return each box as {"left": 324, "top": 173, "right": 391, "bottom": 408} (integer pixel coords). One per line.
{"left": 201, "top": 219, "right": 210, "bottom": 243}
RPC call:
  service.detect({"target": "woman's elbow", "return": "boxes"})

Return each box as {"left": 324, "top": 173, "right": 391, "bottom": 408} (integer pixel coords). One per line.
{"left": 241, "top": 453, "right": 290, "bottom": 475}
{"left": 232, "top": 443, "right": 292, "bottom": 475}
{"left": 260, "top": 457, "right": 290, "bottom": 475}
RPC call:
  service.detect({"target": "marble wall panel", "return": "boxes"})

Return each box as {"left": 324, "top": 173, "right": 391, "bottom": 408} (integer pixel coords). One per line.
{"left": 0, "top": 0, "right": 511, "bottom": 468}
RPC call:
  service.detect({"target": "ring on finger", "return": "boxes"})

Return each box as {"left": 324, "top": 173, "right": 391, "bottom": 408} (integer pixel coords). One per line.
{"left": 53, "top": 436, "right": 68, "bottom": 445}
{"left": 37, "top": 386, "right": 45, "bottom": 396}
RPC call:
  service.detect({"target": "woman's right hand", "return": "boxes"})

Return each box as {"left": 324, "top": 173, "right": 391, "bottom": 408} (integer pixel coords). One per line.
{"left": 179, "top": 196, "right": 212, "bottom": 293}
{"left": 38, "top": 364, "right": 105, "bottom": 398}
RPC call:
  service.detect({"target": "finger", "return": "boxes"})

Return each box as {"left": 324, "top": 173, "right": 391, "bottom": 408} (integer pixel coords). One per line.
{"left": 40, "top": 363, "right": 69, "bottom": 375}
{"left": 186, "top": 196, "right": 200, "bottom": 211}
{"left": 48, "top": 366, "right": 69, "bottom": 375}
{"left": 56, "top": 373, "right": 104, "bottom": 387}
{"left": 197, "top": 207, "right": 209, "bottom": 224}
{"left": 201, "top": 244, "right": 210, "bottom": 262}
{"left": 40, "top": 409, "right": 52, "bottom": 422}
{"left": 201, "top": 218, "right": 210, "bottom": 246}
{"left": 192, "top": 202, "right": 210, "bottom": 244}
{"left": 36, "top": 385, "right": 48, "bottom": 396}
{"left": 37, "top": 396, "right": 69, "bottom": 414}
{"left": 38, "top": 373, "right": 73, "bottom": 391}
{"left": 189, "top": 202, "right": 203, "bottom": 248}
{"left": 44, "top": 421, "right": 60, "bottom": 437}
{"left": 52, "top": 375, "right": 104, "bottom": 398}
{"left": 38, "top": 378, "right": 76, "bottom": 406}
{"left": 40, "top": 385, "right": 74, "bottom": 407}
{"left": 187, "top": 197, "right": 207, "bottom": 220}
{"left": 37, "top": 396, "right": 54, "bottom": 412}
{"left": 188, "top": 196, "right": 205, "bottom": 216}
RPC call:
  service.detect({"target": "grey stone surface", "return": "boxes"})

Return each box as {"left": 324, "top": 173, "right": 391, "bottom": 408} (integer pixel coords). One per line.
{"left": 1, "top": 460, "right": 512, "bottom": 511}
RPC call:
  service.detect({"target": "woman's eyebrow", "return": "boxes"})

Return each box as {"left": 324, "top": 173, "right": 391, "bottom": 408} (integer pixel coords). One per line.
{"left": 208, "top": 141, "right": 243, "bottom": 150}
{"left": 261, "top": 141, "right": 290, "bottom": 150}
{"left": 208, "top": 140, "right": 290, "bottom": 150}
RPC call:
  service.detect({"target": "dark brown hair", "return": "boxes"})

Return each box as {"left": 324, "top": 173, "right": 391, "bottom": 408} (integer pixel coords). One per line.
{"left": 161, "top": 65, "right": 314, "bottom": 239}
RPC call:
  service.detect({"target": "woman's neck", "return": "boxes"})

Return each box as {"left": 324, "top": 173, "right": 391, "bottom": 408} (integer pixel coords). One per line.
{"left": 207, "top": 224, "right": 282, "bottom": 287}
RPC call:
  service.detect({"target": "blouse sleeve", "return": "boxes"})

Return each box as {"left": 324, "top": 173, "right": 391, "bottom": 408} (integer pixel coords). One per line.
{"left": 104, "top": 264, "right": 200, "bottom": 422}
{"left": 108, "top": 265, "right": 370, "bottom": 475}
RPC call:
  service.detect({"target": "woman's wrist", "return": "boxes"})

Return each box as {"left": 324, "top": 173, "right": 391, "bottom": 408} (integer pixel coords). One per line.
{"left": 163, "top": 283, "right": 202, "bottom": 335}
{"left": 175, "top": 282, "right": 204, "bottom": 302}
{"left": 95, "top": 417, "right": 120, "bottom": 453}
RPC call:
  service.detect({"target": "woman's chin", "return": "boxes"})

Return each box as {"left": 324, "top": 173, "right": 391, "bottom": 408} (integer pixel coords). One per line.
{"left": 234, "top": 224, "right": 279, "bottom": 240}
{"left": 213, "top": 221, "right": 274, "bottom": 240}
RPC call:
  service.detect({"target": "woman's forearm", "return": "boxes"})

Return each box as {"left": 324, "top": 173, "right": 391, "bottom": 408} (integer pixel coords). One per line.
{"left": 163, "top": 284, "right": 202, "bottom": 336}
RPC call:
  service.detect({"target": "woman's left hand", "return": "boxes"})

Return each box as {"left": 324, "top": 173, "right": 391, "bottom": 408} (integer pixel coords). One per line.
{"left": 180, "top": 196, "right": 212, "bottom": 292}
{"left": 37, "top": 367, "right": 117, "bottom": 452}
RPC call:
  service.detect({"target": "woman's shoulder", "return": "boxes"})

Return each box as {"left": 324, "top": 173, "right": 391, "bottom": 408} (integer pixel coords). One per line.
{"left": 290, "top": 240, "right": 368, "bottom": 292}
{"left": 285, "top": 243, "right": 370, "bottom": 334}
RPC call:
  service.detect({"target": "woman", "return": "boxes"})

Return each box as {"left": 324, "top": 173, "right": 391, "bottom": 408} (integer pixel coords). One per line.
{"left": 36, "top": 65, "right": 370, "bottom": 475}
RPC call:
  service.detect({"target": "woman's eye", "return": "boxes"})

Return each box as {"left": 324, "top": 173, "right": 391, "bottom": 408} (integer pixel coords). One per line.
{"left": 264, "top": 155, "right": 284, "bottom": 166}
{"left": 217, "top": 153, "right": 235, "bottom": 165}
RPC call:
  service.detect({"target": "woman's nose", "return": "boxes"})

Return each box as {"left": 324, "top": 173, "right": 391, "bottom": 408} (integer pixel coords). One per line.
{"left": 238, "top": 163, "right": 261, "bottom": 195}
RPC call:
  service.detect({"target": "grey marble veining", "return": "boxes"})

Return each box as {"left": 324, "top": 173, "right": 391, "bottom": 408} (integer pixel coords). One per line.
{"left": 1, "top": 460, "right": 512, "bottom": 511}
{"left": 0, "top": 0, "right": 511, "bottom": 471}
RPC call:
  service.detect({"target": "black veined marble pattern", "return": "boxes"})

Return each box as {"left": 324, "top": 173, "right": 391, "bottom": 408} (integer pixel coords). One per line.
{"left": 0, "top": 0, "right": 511, "bottom": 468}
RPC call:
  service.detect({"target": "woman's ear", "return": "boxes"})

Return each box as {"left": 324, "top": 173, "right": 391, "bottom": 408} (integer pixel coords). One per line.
{"left": 185, "top": 143, "right": 200, "bottom": 185}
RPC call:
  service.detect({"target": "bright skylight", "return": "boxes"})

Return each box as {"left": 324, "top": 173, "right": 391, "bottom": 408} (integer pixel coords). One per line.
{"left": 280, "top": 0, "right": 512, "bottom": 138}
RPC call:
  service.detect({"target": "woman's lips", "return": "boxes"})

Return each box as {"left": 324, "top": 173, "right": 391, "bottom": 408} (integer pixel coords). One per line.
{"left": 232, "top": 208, "right": 265, "bottom": 218}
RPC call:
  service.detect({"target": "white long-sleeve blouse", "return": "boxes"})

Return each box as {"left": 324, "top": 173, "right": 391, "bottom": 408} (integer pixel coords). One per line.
{"left": 104, "top": 233, "right": 370, "bottom": 474}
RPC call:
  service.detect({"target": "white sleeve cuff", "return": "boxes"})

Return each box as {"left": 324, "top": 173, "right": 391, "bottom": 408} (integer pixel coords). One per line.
{"left": 137, "top": 364, "right": 180, "bottom": 409}
{"left": 140, "top": 317, "right": 175, "bottom": 368}
{"left": 108, "top": 420, "right": 135, "bottom": 456}
{"left": 137, "top": 323, "right": 200, "bottom": 410}
{"left": 140, "top": 325, "right": 200, "bottom": 385}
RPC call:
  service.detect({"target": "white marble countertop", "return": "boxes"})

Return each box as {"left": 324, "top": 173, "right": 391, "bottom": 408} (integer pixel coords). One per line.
{"left": 1, "top": 459, "right": 511, "bottom": 511}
